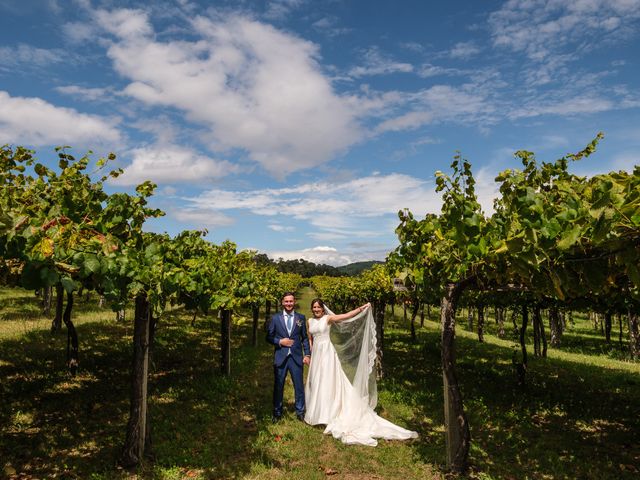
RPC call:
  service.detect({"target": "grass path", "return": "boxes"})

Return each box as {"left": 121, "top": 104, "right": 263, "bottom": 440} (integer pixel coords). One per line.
{"left": 1, "top": 286, "right": 639, "bottom": 479}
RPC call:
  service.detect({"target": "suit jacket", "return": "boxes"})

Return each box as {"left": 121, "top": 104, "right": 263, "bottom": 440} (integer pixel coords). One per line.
{"left": 266, "top": 311, "right": 311, "bottom": 367}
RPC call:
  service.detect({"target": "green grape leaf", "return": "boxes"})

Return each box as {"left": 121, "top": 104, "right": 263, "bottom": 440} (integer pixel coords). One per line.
{"left": 61, "top": 276, "right": 77, "bottom": 293}
{"left": 556, "top": 225, "right": 582, "bottom": 250}
{"left": 83, "top": 256, "right": 101, "bottom": 274}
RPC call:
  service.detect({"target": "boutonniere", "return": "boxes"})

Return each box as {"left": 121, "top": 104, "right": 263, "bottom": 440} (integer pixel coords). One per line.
{"left": 296, "top": 319, "right": 303, "bottom": 327}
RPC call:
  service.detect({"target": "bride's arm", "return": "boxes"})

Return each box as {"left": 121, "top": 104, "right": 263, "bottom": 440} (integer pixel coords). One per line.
{"left": 327, "top": 303, "right": 370, "bottom": 324}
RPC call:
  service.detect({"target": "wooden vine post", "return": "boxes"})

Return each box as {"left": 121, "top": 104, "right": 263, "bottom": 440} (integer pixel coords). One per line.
{"left": 221, "top": 309, "right": 231, "bottom": 376}
{"left": 441, "top": 281, "right": 471, "bottom": 473}
{"left": 122, "top": 294, "right": 152, "bottom": 466}
{"left": 252, "top": 304, "right": 260, "bottom": 347}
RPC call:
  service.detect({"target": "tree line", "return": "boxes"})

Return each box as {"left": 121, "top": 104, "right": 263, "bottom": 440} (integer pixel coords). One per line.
{"left": 254, "top": 253, "right": 382, "bottom": 277}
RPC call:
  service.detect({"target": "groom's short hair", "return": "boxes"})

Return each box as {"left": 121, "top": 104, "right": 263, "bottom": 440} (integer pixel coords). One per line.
{"left": 282, "top": 291, "right": 295, "bottom": 300}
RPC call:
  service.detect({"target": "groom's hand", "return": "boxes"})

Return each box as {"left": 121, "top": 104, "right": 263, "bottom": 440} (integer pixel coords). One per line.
{"left": 303, "top": 355, "right": 310, "bottom": 365}
{"left": 279, "top": 338, "right": 294, "bottom": 347}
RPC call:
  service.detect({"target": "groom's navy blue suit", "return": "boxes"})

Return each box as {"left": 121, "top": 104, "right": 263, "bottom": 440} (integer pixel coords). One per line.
{"left": 266, "top": 310, "right": 310, "bottom": 418}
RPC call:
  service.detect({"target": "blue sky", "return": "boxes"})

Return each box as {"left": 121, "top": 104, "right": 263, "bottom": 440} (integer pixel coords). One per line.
{"left": 1, "top": 0, "right": 639, "bottom": 265}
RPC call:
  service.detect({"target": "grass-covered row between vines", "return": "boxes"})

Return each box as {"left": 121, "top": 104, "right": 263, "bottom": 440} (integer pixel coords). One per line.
{"left": 1, "top": 286, "right": 638, "bottom": 479}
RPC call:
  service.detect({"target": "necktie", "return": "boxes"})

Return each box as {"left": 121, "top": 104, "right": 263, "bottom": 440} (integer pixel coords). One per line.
{"left": 286, "top": 314, "right": 293, "bottom": 332}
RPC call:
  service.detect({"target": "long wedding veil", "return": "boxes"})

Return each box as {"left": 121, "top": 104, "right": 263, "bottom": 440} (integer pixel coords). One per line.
{"left": 324, "top": 304, "right": 378, "bottom": 408}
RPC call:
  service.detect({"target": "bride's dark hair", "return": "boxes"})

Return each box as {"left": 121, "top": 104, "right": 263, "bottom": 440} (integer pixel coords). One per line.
{"left": 310, "top": 298, "right": 325, "bottom": 315}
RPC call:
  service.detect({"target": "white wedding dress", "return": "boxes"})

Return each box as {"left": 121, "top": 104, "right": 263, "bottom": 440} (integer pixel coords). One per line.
{"left": 304, "top": 314, "right": 418, "bottom": 446}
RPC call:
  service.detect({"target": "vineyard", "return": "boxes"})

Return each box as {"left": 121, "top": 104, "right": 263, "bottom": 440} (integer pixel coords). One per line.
{"left": 1, "top": 138, "right": 639, "bottom": 479}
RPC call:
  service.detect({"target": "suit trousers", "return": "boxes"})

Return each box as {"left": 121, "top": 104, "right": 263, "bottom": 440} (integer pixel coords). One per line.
{"left": 273, "top": 354, "right": 305, "bottom": 417}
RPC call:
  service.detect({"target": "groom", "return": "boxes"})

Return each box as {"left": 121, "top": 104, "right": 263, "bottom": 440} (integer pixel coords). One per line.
{"left": 266, "top": 291, "right": 311, "bottom": 422}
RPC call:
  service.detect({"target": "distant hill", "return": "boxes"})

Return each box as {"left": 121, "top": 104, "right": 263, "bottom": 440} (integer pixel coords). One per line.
{"left": 254, "top": 253, "right": 384, "bottom": 277}
{"left": 256, "top": 253, "right": 345, "bottom": 277}
{"left": 336, "top": 260, "right": 384, "bottom": 276}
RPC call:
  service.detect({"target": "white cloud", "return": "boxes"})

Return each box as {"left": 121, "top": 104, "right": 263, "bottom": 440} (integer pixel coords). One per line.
{"left": 509, "top": 95, "right": 615, "bottom": 118}
{"left": 390, "top": 136, "right": 441, "bottom": 160}
{"left": 114, "top": 144, "right": 239, "bottom": 185}
{"left": 399, "top": 42, "right": 425, "bottom": 52}
{"left": 375, "top": 111, "right": 432, "bottom": 134}
{"left": 172, "top": 208, "right": 235, "bottom": 228}
{"left": 0, "top": 44, "right": 65, "bottom": 68}
{"left": 312, "top": 16, "right": 351, "bottom": 37}
{"left": 268, "top": 245, "right": 354, "bottom": 265}
{"left": 0, "top": 90, "right": 121, "bottom": 147}
{"left": 266, "top": 242, "right": 392, "bottom": 266}
{"left": 489, "top": 0, "right": 640, "bottom": 61}
{"left": 264, "top": 0, "right": 305, "bottom": 20}
{"left": 353, "top": 80, "right": 498, "bottom": 136}
{"left": 520, "top": 52, "right": 576, "bottom": 86}
{"left": 55, "top": 85, "right": 115, "bottom": 102}
{"left": 130, "top": 116, "right": 180, "bottom": 145}
{"left": 348, "top": 47, "right": 414, "bottom": 77}
{"left": 312, "top": 17, "right": 333, "bottom": 29}
{"left": 411, "top": 84, "right": 496, "bottom": 125}
{"left": 268, "top": 224, "right": 294, "bottom": 232}
{"left": 483, "top": 1, "right": 640, "bottom": 115}
{"left": 343, "top": 89, "right": 405, "bottom": 119}
{"left": 417, "top": 63, "right": 464, "bottom": 78}
{"left": 94, "top": 8, "right": 154, "bottom": 39}
{"left": 449, "top": 41, "right": 481, "bottom": 59}
{"left": 474, "top": 166, "right": 501, "bottom": 215}
{"left": 46, "top": 0, "right": 62, "bottom": 14}
{"left": 182, "top": 173, "right": 440, "bottom": 236}
{"left": 94, "top": 8, "right": 360, "bottom": 177}
{"left": 61, "top": 21, "right": 94, "bottom": 44}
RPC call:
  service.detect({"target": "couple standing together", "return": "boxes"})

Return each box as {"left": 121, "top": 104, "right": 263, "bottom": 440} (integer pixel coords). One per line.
{"left": 266, "top": 292, "right": 418, "bottom": 446}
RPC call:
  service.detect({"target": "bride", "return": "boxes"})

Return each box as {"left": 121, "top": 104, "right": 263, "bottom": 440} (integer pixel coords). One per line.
{"left": 304, "top": 298, "right": 418, "bottom": 446}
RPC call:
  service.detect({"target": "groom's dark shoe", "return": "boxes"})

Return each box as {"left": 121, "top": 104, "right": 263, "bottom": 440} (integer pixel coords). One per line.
{"left": 296, "top": 413, "right": 305, "bottom": 422}
{"left": 271, "top": 415, "right": 281, "bottom": 424}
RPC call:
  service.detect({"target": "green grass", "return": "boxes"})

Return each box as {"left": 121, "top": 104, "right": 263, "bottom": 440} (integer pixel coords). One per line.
{"left": 1, "top": 286, "right": 639, "bottom": 479}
